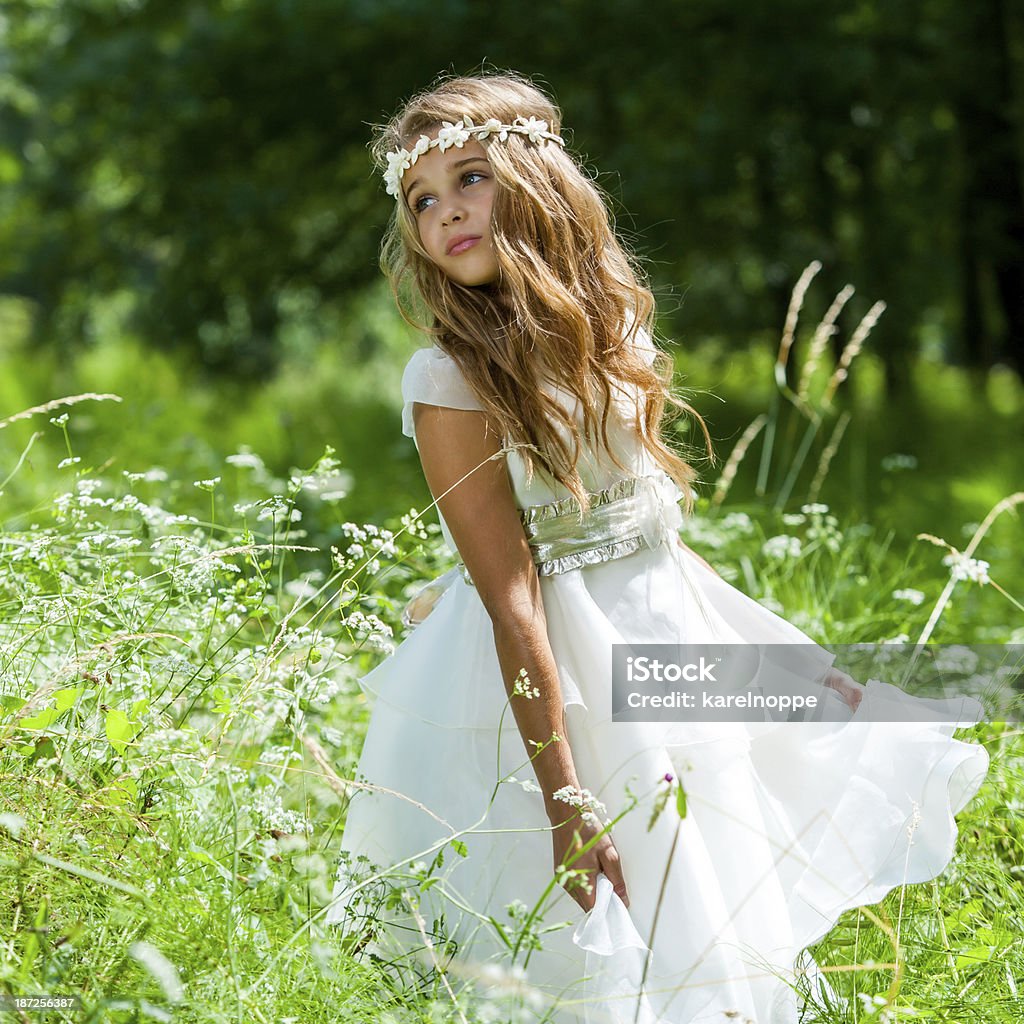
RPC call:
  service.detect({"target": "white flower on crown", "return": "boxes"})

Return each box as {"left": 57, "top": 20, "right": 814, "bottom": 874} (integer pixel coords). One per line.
{"left": 407, "top": 133, "right": 432, "bottom": 167}
{"left": 476, "top": 117, "right": 508, "bottom": 142}
{"left": 384, "top": 148, "right": 413, "bottom": 196}
{"left": 382, "top": 113, "right": 566, "bottom": 198}
{"left": 436, "top": 119, "right": 472, "bottom": 152}
{"left": 518, "top": 116, "right": 551, "bottom": 145}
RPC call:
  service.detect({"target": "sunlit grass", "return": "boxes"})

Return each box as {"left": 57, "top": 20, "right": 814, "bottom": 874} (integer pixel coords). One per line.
{"left": 0, "top": 277, "right": 1021, "bottom": 1021}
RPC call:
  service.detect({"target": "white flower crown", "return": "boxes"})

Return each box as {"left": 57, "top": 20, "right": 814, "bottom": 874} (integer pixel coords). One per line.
{"left": 383, "top": 115, "right": 565, "bottom": 199}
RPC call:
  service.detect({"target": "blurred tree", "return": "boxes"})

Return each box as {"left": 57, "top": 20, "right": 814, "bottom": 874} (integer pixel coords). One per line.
{"left": 949, "top": 0, "right": 1024, "bottom": 377}
{"left": 0, "top": 0, "right": 1021, "bottom": 390}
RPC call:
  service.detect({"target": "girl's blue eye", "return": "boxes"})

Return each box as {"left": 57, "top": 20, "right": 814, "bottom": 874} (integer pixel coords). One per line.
{"left": 412, "top": 170, "right": 487, "bottom": 214}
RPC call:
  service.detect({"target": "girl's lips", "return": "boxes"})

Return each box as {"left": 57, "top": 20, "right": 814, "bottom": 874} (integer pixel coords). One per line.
{"left": 448, "top": 236, "right": 481, "bottom": 256}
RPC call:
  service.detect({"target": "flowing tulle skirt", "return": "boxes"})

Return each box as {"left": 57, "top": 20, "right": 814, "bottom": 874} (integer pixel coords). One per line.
{"left": 326, "top": 542, "right": 989, "bottom": 1023}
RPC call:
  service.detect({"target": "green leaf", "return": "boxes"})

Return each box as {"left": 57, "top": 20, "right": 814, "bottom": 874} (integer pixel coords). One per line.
{"left": 187, "top": 845, "right": 233, "bottom": 883}
{"left": 107, "top": 777, "right": 138, "bottom": 806}
{"left": 954, "top": 945, "right": 994, "bottom": 969}
{"left": 105, "top": 709, "right": 141, "bottom": 754}
{"left": 20, "top": 707, "right": 62, "bottom": 730}
{"left": 675, "top": 781, "right": 688, "bottom": 819}
{"left": 451, "top": 839, "right": 468, "bottom": 858}
{"left": 53, "top": 687, "right": 85, "bottom": 711}
{"left": 0, "top": 695, "right": 26, "bottom": 716}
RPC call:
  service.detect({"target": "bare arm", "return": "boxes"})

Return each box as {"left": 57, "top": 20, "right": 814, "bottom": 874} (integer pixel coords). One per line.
{"left": 412, "top": 402, "right": 628, "bottom": 908}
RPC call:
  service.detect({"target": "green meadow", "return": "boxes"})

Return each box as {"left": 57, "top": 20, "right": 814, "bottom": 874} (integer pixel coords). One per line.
{"left": 1, "top": 285, "right": 1021, "bottom": 1022}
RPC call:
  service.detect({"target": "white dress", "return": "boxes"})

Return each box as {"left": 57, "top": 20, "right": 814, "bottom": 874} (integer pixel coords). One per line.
{"left": 326, "top": 342, "right": 990, "bottom": 1024}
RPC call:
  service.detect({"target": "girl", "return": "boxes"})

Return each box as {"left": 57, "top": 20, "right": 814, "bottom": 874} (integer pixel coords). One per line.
{"left": 326, "top": 71, "right": 989, "bottom": 1023}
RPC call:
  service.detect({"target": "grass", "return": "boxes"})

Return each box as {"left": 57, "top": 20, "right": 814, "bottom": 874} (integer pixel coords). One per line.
{"left": 0, "top": 276, "right": 1021, "bottom": 1022}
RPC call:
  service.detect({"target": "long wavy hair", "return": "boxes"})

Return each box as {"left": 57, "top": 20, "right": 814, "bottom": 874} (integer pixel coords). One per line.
{"left": 372, "top": 70, "right": 714, "bottom": 516}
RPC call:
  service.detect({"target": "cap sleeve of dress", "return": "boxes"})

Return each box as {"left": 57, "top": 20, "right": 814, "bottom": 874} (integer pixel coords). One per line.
{"left": 401, "top": 347, "right": 486, "bottom": 439}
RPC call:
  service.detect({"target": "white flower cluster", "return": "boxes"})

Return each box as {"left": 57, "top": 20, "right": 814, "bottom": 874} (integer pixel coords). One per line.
{"left": 780, "top": 504, "right": 843, "bottom": 553}
{"left": 511, "top": 667, "right": 539, "bottom": 699}
{"left": 933, "top": 644, "right": 980, "bottom": 675}
{"left": 552, "top": 785, "right": 608, "bottom": 827}
{"left": 892, "top": 587, "right": 926, "bottom": 605}
{"left": 400, "top": 508, "right": 431, "bottom": 541}
{"left": 720, "top": 511, "right": 755, "bottom": 536}
{"left": 123, "top": 467, "right": 170, "bottom": 483}
{"left": 383, "top": 114, "right": 566, "bottom": 198}
{"left": 942, "top": 551, "right": 990, "bottom": 584}
{"left": 332, "top": 521, "right": 399, "bottom": 577}
{"left": 341, "top": 610, "right": 394, "bottom": 653}
{"left": 225, "top": 447, "right": 266, "bottom": 472}
{"left": 762, "top": 534, "right": 802, "bottom": 560}
{"left": 505, "top": 775, "right": 542, "bottom": 794}
{"left": 249, "top": 785, "right": 312, "bottom": 835}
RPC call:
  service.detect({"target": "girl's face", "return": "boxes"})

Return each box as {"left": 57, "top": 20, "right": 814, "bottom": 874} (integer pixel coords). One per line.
{"left": 402, "top": 136, "right": 499, "bottom": 288}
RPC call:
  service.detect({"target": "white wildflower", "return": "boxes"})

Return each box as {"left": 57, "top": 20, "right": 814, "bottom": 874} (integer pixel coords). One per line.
{"left": 762, "top": 535, "right": 802, "bottom": 560}
{"left": 512, "top": 668, "right": 540, "bottom": 699}
{"left": 226, "top": 448, "right": 266, "bottom": 471}
{"left": 506, "top": 776, "right": 542, "bottom": 794}
{"left": 57, "top": 456, "right": 81, "bottom": 469}
{"left": 250, "top": 786, "right": 312, "bottom": 835}
{"left": 284, "top": 578, "right": 319, "bottom": 600}
{"left": 256, "top": 496, "right": 301, "bottom": 523}
{"left": 933, "top": 644, "right": 979, "bottom": 675}
{"left": 892, "top": 588, "right": 925, "bottom": 605}
{"left": 340, "top": 522, "right": 369, "bottom": 543}
{"left": 942, "top": 551, "right": 990, "bottom": 584}
{"left": 720, "top": 512, "right": 754, "bottom": 535}
{"left": 552, "top": 786, "right": 607, "bottom": 827}
{"left": 193, "top": 477, "right": 221, "bottom": 490}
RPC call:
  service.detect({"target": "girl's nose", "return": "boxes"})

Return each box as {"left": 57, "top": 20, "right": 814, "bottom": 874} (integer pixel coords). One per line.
{"left": 441, "top": 199, "right": 466, "bottom": 227}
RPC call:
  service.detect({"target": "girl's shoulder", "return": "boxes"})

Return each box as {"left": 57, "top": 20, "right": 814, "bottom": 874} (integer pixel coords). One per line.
{"left": 400, "top": 346, "right": 485, "bottom": 439}
{"left": 399, "top": 327, "right": 660, "bottom": 439}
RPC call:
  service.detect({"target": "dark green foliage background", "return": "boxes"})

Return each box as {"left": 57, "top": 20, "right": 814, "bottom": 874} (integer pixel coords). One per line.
{"left": 2, "top": 0, "right": 1023, "bottom": 385}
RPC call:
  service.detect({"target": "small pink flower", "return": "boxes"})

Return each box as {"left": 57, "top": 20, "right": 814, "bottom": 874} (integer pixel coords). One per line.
{"left": 663, "top": 772, "right": 674, "bottom": 783}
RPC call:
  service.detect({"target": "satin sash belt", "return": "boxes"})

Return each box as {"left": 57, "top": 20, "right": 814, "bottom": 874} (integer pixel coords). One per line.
{"left": 401, "top": 473, "right": 691, "bottom": 627}
{"left": 457, "top": 473, "right": 683, "bottom": 584}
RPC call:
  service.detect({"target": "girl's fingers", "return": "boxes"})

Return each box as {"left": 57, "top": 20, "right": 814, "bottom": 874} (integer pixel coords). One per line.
{"left": 566, "top": 875, "right": 595, "bottom": 912}
{"left": 600, "top": 851, "right": 630, "bottom": 908}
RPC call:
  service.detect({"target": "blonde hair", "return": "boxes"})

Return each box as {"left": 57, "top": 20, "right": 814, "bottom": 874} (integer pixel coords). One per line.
{"left": 372, "top": 70, "right": 714, "bottom": 516}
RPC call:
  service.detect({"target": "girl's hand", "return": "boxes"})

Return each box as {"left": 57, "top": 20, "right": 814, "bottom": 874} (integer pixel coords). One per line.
{"left": 550, "top": 812, "right": 629, "bottom": 912}
{"left": 825, "top": 668, "right": 864, "bottom": 713}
